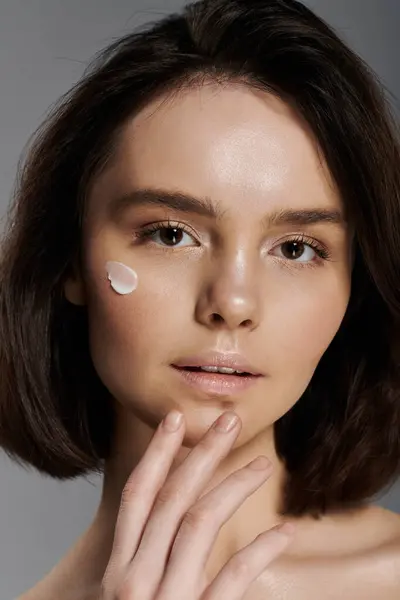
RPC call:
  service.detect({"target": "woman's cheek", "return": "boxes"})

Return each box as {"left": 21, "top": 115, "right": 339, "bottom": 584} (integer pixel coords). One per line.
{"left": 84, "top": 261, "right": 186, "bottom": 399}
{"left": 278, "top": 283, "right": 350, "bottom": 365}
{"left": 86, "top": 259, "right": 189, "bottom": 351}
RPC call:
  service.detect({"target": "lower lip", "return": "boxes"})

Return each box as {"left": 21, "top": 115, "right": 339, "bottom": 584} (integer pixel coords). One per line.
{"left": 172, "top": 367, "right": 262, "bottom": 396}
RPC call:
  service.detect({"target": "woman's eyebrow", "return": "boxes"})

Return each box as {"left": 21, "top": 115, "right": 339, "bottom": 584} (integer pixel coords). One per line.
{"left": 107, "top": 187, "right": 347, "bottom": 229}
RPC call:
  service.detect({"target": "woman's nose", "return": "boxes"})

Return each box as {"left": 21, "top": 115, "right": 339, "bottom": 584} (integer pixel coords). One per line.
{"left": 195, "top": 256, "right": 261, "bottom": 331}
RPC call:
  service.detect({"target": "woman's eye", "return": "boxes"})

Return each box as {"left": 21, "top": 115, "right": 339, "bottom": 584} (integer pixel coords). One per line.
{"left": 139, "top": 227, "right": 328, "bottom": 264}
{"left": 150, "top": 226, "right": 196, "bottom": 247}
{"left": 273, "top": 240, "right": 318, "bottom": 262}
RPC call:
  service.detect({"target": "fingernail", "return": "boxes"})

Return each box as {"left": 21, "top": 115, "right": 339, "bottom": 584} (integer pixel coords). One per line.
{"left": 248, "top": 456, "right": 271, "bottom": 470}
{"left": 214, "top": 411, "right": 239, "bottom": 433}
{"left": 163, "top": 410, "right": 183, "bottom": 432}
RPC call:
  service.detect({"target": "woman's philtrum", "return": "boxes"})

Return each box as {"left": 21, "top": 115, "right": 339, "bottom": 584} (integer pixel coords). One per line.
{"left": 105, "top": 261, "right": 138, "bottom": 295}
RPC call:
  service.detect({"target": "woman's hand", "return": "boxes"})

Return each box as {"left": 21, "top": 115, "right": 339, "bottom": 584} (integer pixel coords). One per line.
{"left": 99, "top": 410, "right": 295, "bottom": 600}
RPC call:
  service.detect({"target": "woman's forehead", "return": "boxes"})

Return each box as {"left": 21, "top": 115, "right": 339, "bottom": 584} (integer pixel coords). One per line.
{"left": 89, "top": 84, "right": 341, "bottom": 217}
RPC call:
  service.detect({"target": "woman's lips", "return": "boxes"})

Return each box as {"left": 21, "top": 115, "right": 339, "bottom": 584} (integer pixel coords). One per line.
{"left": 172, "top": 366, "right": 263, "bottom": 396}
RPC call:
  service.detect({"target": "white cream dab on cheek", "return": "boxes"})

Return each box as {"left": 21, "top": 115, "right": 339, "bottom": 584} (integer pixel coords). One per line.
{"left": 105, "top": 261, "right": 138, "bottom": 295}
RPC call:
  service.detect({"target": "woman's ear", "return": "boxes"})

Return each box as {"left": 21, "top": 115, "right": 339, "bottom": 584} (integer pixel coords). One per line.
{"left": 64, "top": 264, "right": 87, "bottom": 306}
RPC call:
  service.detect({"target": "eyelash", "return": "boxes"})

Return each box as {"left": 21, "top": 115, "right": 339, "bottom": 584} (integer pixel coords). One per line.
{"left": 133, "top": 220, "right": 332, "bottom": 267}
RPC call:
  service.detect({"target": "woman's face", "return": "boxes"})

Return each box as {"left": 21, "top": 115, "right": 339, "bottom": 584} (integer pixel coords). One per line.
{"left": 65, "top": 83, "right": 353, "bottom": 447}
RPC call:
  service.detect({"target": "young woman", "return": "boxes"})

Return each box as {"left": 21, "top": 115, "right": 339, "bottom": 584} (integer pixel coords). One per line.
{"left": 1, "top": 0, "right": 400, "bottom": 598}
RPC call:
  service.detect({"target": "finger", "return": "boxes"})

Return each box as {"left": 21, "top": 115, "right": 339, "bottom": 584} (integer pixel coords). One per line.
{"left": 156, "top": 455, "right": 273, "bottom": 598}
{"left": 123, "top": 411, "right": 242, "bottom": 598}
{"left": 101, "top": 410, "right": 186, "bottom": 593}
{"left": 202, "top": 523, "right": 295, "bottom": 600}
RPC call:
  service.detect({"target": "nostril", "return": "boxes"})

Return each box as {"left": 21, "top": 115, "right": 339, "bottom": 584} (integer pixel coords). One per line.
{"left": 210, "top": 313, "right": 224, "bottom": 323}
{"left": 241, "top": 319, "right": 253, "bottom": 327}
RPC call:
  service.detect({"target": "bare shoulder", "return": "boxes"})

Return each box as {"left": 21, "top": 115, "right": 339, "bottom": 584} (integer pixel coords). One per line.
{"left": 15, "top": 586, "right": 42, "bottom": 600}
{"left": 365, "top": 505, "right": 400, "bottom": 591}
{"left": 369, "top": 505, "right": 400, "bottom": 544}
{"left": 15, "top": 583, "right": 55, "bottom": 600}
{"left": 384, "top": 507, "right": 400, "bottom": 566}
{"left": 15, "top": 578, "right": 100, "bottom": 600}
{"left": 16, "top": 581, "right": 102, "bottom": 600}
{"left": 16, "top": 586, "right": 99, "bottom": 600}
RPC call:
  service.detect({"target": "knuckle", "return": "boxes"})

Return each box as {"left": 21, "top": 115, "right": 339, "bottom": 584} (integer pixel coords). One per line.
{"left": 121, "top": 476, "right": 140, "bottom": 504}
{"left": 115, "top": 578, "right": 139, "bottom": 600}
{"left": 99, "top": 580, "right": 109, "bottom": 600}
{"left": 189, "top": 437, "right": 222, "bottom": 468}
{"left": 228, "top": 553, "right": 252, "bottom": 579}
{"left": 155, "top": 484, "right": 181, "bottom": 508}
{"left": 100, "top": 571, "right": 114, "bottom": 597}
{"left": 181, "top": 504, "right": 214, "bottom": 530}
{"left": 197, "top": 432, "right": 219, "bottom": 453}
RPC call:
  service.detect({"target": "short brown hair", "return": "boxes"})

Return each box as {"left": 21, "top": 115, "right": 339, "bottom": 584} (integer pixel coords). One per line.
{"left": 1, "top": 0, "right": 400, "bottom": 519}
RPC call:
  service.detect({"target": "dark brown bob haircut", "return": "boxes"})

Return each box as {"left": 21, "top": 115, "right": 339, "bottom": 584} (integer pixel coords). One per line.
{"left": 1, "top": 0, "right": 400, "bottom": 520}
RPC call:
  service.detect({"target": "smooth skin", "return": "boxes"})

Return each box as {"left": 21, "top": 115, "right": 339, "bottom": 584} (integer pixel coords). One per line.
{"left": 21, "top": 83, "right": 400, "bottom": 600}
{"left": 65, "top": 86, "right": 353, "bottom": 573}
{"left": 100, "top": 410, "right": 294, "bottom": 600}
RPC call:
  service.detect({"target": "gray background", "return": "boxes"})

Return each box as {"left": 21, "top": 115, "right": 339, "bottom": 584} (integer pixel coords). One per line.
{"left": 0, "top": 1, "right": 399, "bottom": 597}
